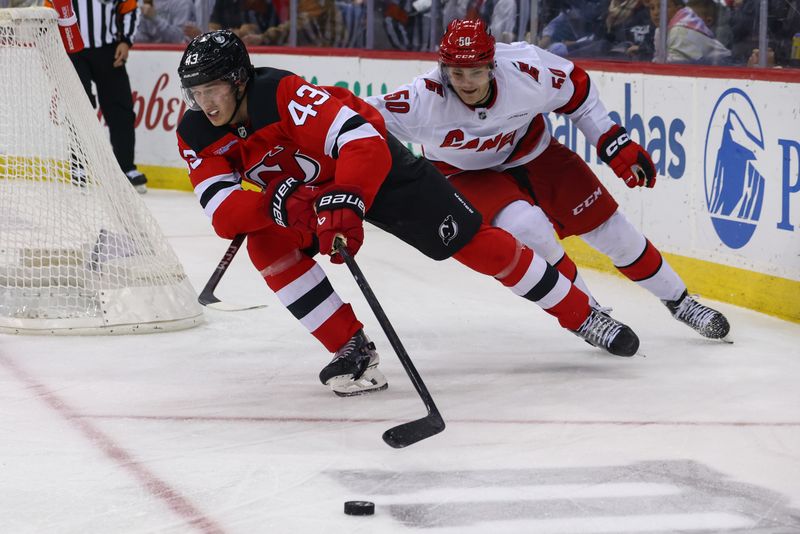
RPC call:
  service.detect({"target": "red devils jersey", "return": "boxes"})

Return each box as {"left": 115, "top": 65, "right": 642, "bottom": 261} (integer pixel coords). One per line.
{"left": 366, "top": 42, "right": 616, "bottom": 174}
{"left": 177, "top": 68, "right": 390, "bottom": 239}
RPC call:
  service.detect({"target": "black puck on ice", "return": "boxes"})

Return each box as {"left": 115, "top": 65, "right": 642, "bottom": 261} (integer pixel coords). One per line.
{"left": 344, "top": 501, "right": 375, "bottom": 516}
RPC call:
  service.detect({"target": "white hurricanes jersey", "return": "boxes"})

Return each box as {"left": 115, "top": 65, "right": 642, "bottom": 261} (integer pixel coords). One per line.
{"left": 367, "top": 42, "right": 616, "bottom": 173}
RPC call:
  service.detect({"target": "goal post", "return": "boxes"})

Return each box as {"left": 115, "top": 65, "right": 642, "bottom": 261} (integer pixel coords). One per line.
{"left": 0, "top": 7, "right": 203, "bottom": 334}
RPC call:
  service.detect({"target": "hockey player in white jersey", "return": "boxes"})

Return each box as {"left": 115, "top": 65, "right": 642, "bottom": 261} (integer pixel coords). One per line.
{"left": 367, "top": 18, "right": 730, "bottom": 340}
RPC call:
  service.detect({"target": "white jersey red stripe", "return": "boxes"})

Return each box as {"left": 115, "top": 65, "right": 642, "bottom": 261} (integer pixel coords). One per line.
{"left": 367, "top": 42, "right": 615, "bottom": 173}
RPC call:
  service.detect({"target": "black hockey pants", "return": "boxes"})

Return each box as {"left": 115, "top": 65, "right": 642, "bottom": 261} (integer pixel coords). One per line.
{"left": 70, "top": 43, "right": 137, "bottom": 174}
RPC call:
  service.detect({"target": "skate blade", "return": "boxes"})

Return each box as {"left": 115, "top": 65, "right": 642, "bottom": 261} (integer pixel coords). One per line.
{"left": 333, "top": 382, "right": 388, "bottom": 397}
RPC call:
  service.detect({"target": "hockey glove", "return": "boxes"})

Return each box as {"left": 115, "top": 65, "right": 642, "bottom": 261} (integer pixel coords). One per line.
{"left": 597, "top": 125, "right": 657, "bottom": 188}
{"left": 265, "top": 176, "right": 317, "bottom": 233}
{"left": 315, "top": 186, "right": 365, "bottom": 264}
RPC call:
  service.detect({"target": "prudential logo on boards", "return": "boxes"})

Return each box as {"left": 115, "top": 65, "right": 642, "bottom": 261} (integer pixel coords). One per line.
{"left": 704, "top": 88, "right": 766, "bottom": 249}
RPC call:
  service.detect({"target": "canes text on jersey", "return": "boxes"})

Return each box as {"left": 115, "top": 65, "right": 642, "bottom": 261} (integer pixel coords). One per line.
{"left": 440, "top": 129, "right": 517, "bottom": 152}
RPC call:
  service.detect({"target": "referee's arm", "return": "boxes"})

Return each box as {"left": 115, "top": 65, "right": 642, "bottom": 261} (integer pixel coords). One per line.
{"left": 116, "top": 0, "right": 140, "bottom": 46}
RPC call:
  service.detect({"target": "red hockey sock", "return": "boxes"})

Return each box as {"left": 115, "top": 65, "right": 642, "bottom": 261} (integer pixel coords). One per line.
{"left": 554, "top": 253, "right": 578, "bottom": 282}
{"left": 310, "top": 305, "right": 362, "bottom": 353}
{"left": 263, "top": 253, "right": 361, "bottom": 353}
{"left": 616, "top": 239, "right": 662, "bottom": 281}
{"left": 453, "top": 225, "right": 590, "bottom": 330}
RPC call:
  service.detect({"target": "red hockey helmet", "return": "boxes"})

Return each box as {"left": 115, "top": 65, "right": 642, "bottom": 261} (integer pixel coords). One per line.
{"left": 439, "top": 19, "right": 496, "bottom": 68}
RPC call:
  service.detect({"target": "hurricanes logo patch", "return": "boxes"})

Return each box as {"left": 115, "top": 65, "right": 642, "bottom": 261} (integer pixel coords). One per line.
{"left": 438, "top": 215, "right": 458, "bottom": 245}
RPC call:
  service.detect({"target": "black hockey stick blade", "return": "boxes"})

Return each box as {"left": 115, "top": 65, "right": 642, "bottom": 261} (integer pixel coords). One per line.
{"left": 198, "top": 234, "right": 267, "bottom": 311}
{"left": 201, "top": 299, "right": 267, "bottom": 312}
{"left": 382, "top": 410, "right": 446, "bottom": 449}
{"left": 335, "top": 239, "right": 445, "bottom": 448}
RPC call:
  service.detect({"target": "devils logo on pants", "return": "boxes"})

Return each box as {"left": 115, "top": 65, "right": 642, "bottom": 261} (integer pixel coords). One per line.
{"left": 439, "top": 214, "right": 459, "bottom": 245}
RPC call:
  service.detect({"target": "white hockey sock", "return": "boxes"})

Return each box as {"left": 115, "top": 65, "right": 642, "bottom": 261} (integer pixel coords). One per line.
{"left": 493, "top": 200, "right": 565, "bottom": 264}
{"left": 581, "top": 210, "right": 686, "bottom": 302}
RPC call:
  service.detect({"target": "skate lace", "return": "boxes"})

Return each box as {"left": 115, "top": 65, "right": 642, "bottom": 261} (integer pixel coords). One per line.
{"left": 335, "top": 337, "right": 357, "bottom": 359}
{"left": 334, "top": 332, "right": 375, "bottom": 363}
{"left": 576, "top": 310, "right": 624, "bottom": 349}
{"left": 673, "top": 295, "right": 717, "bottom": 329}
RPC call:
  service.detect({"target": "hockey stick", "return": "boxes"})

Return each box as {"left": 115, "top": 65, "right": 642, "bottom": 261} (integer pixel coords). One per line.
{"left": 198, "top": 234, "right": 267, "bottom": 312}
{"left": 335, "top": 240, "right": 445, "bottom": 448}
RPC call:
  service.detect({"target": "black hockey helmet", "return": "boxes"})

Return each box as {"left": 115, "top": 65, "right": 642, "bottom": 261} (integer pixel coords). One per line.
{"left": 178, "top": 30, "right": 253, "bottom": 110}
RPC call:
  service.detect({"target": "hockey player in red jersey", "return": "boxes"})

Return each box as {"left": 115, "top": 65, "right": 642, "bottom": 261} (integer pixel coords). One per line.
{"left": 176, "top": 31, "right": 642, "bottom": 396}
{"left": 367, "top": 19, "right": 730, "bottom": 341}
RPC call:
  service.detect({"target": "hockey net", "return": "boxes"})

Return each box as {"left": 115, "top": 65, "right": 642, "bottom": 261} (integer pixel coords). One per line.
{"left": 0, "top": 8, "right": 203, "bottom": 334}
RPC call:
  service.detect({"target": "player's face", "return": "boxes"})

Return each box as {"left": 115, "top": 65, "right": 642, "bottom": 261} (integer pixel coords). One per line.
{"left": 190, "top": 80, "right": 238, "bottom": 126}
{"left": 446, "top": 65, "right": 492, "bottom": 106}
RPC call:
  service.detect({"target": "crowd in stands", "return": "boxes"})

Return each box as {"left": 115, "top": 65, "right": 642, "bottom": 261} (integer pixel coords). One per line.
{"left": 133, "top": 0, "right": 361, "bottom": 47}
{"left": 381, "top": 0, "right": 799, "bottom": 67}
{"left": 5, "top": 0, "right": 798, "bottom": 67}
{"left": 532, "top": 0, "right": 798, "bottom": 66}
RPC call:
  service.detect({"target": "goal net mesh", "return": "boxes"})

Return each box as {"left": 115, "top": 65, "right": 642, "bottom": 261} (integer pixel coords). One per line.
{"left": 0, "top": 8, "right": 203, "bottom": 334}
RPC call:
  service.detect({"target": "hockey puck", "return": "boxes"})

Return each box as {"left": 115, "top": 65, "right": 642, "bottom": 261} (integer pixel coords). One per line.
{"left": 344, "top": 501, "right": 375, "bottom": 516}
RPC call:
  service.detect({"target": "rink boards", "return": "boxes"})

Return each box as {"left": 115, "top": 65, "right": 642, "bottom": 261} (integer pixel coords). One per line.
{"left": 119, "top": 48, "right": 799, "bottom": 322}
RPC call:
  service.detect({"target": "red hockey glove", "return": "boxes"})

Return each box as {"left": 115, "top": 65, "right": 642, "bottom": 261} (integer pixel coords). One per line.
{"left": 597, "top": 125, "right": 657, "bottom": 188}
{"left": 314, "top": 186, "right": 365, "bottom": 264}
{"left": 265, "top": 176, "right": 316, "bottom": 233}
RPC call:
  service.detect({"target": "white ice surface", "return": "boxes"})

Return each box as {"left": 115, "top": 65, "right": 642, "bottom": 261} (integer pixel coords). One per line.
{"left": 1, "top": 190, "right": 798, "bottom": 534}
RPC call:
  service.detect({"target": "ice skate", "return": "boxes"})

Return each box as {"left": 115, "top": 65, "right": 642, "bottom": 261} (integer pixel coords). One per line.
{"left": 125, "top": 170, "right": 148, "bottom": 194}
{"left": 319, "top": 329, "right": 388, "bottom": 397}
{"left": 572, "top": 307, "right": 640, "bottom": 357}
{"left": 664, "top": 290, "right": 730, "bottom": 340}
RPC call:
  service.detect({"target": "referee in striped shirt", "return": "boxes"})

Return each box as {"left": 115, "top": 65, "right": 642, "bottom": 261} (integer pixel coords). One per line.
{"left": 46, "top": 0, "right": 147, "bottom": 192}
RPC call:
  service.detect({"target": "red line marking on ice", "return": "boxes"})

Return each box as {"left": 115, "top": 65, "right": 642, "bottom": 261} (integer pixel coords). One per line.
{"left": 0, "top": 355, "right": 225, "bottom": 534}
{"left": 81, "top": 413, "right": 800, "bottom": 427}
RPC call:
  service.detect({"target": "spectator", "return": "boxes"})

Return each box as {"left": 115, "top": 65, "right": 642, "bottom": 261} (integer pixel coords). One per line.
{"left": 483, "top": 0, "right": 519, "bottom": 43}
{"left": 727, "top": 0, "right": 800, "bottom": 66}
{"left": 194, "top": 0, "right": 216, "bottom": 32}
{"left": 442, "top": 0, "right": 470, "bottom": 29}
{"left": 604, "top": 0, "right": 654, "bottom": 60}
{"left": 772, "top": 0, "right": 800, "bottom": 65}
{"left": 440, "top": 0, "right": 518, "bottom": 44}
{"left": 250, "top": 0, "right": 347, "bottom": 47}
{"left": 45, "top": 0, "right": 148, "bottom": 192}
{"left": 727, "top": 0, "right": 760, "bottom": 62}
{"left": 746, "top": 47, "right": 776, "bottom": 66}
{"left": 383, "top": 0, "right": 433, "bottom": 51}
{"left": 338, "top": 0, "right": 367, "bottom": 48}
{"left": 208, "top": 0, "right": 275, "bottom": 34}
{"left": 136, "top": 0, "right": 202, "bottom": 43}
{"left": 538, "top": 0, "right": 607, "bottom": 57}
{"left": 651, "top": 0, "right": 731, "bottom": 63}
